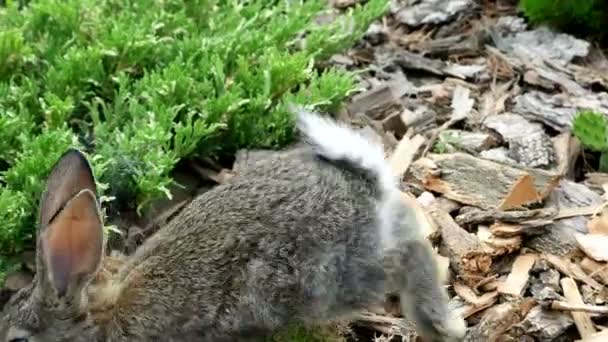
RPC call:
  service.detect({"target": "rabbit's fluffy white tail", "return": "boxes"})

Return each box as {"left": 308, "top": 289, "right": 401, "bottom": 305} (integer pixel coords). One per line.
{"left": 294, "top": 108, "right": 397, "bottom": 198}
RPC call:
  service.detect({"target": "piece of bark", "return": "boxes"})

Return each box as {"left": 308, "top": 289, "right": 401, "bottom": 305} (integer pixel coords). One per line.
{"left": 452, "top": 282, "right": 499, "bottom": 318}
{"left": 512, "top": 91, "right": 608, "bottom": 132}
{"left": 561, "top": 277, "right": 597, "bottom": 338}
{"left": 438, "top": 129, "right": 498, "bottom": 153}
{"left": 378, "top": 47, "right": 481, "bottom": 81}
{"left": 464, "top": 298, "right": 536, "bottom": 341}
{"left": 390, "top": 0, "right": 475, "bottom": 26}
{"left": 575, "top": 233, "right": 608, "bottom": 262}
{"left": 551, "top": 301, "right": 608, "bottom": 315}
{"left": 508, "top": 130, "right": 556, "bottom": 169}
{"left": 411, "top": 30, "right": 490, "bottom": 58}
{"left": 482, "top": 113, "right": 555, "bottom": 168}
{"left": 489, "top": 220, "right": 550, "bottom": 237}
{"left": 479, "top": 147, "right": 519, "bottom": 166}
{"left": 408, "top": 153, "right": 560, "bottom": 211}
{"left": 544, "top": 254, "right": 604, "bottom": 291}
{"left": 477, "top": 226, "right": 522, "bottom": 256}
{"left": 552, "top": 132, "right": 581, "bottom": 178}
{"left": 523, "top": 62, "right": 587, "bottom": 96}
{"left": 580, "top": 258, "right": 608, "bottom": 285}
{"left": 389, "top": 133, "right": 426, "bottom": 177}
{"left": 583, "top": 173, "right": 608, "bottom": 195}
{"left": 427, "top": 203, "right": 493, "bottom": 283}
{"left": 455, "top": 206, "right": 557, "bottom": 225}
{"left": 483, "top": 113, "right": 544, "bottom": 142}
{"left": 515, "top": 305, "right": 574, "bottom": 341}
{"left": 491, "top": 25, "right": 589, "bottom": 66}
{"left": 587, "top": 212, "right": 608, "bottom": 235}
{"left": 399, "top": 104, "right": 437, "bottom": 134}
{"left": 576, "top": 329, "right": 608, "bottom": 342}
{"left": 347, "top": 84, "right": 403, "bottom": 120}
{"left": 497, "top": 254, "right": 538, "bottom": 297}
{"left": 526, "top": 180, "right": 603, "bottom": 256}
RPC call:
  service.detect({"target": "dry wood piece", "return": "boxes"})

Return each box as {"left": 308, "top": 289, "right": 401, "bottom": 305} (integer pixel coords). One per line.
{"left": 477, "top": 226, "right": 522, "bottom": 256}
{"left": 497, "top": 254, "right": 537, "bottom": 297}
{"left": 575, "top": 233, "right": 608, "bottom": 262}
{"left": 489, "top": 220, "right": 550, "bottom": 237}
{"left": 411, "top": 30, "right": 490, "bottom": 57}
{"left": 388, "top": 133, "right": 426, "bottom": 177}
{"left": 523, "top": 62, "right": 587, "bottom": 96}
{"left": 552, "top": 132, "right": 581, "bottom": 178}
{"left": 409, "top": 152, "right": 560, "bottom": 210}
{"left": 576, "top": 329, "right": 608, "bottom": 342}
{"left": 482, "top": 113, "right": 555, "bottom": 168}
{"left": 580, "top": 258, "right": 608, "bottom": 286}
{"left": 544, "top": 254, "right": 604, "bottom": 291}
{"left": 390, "top": 0, "right": 475, "bottom": 26}
{"left": 437, "top": 129, "right": 498, "bottom": 153}
{"left": 526, "top": 180, "right": 603, "bottom": 256}
{"left": 584, "top": 173, "right": 608, "bottom": 195}
{"left": 452, "top": 282, "right": 499, "bottom": 318}
{"left": 455, "top": 206, "right": 557, "bottom": 225}
{"left": 587, "top": 213, "right": 608, "bottom": 235}
{"left": 551, "top": 301, "right": 608, "bottom": 315}
{"left": 516, "top": 305, "right": 574, "bottom": 340}
{"left": 560, "top": 277, "right": 597, "bottom": 338}
{"left": 512, "top": 90, "right": 608, "bottom": 132}
{"left": 427, "top": 203, "right": 493, "bottom": 284}
{"left": 347, "top": 84, "right": 403, "bottom": 120}
{"left": 491, "top": 25, "right": 590, "bottom": 66}
{"left": 464, "top": 298, "right": 536, "bottom": 341}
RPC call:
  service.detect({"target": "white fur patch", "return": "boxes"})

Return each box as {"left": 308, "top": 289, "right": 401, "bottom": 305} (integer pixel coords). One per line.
{"left": 294, "top": 108, "right": 397, "bottom": 197}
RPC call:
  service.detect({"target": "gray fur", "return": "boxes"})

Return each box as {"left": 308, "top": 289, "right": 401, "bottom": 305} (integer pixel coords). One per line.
{"left": 1, "top": 110, "right": 466, "bottom": 342}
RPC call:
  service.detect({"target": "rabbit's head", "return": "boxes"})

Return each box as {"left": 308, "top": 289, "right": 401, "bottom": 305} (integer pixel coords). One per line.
{"left": 1, "top": 149, "right": 105, "bottom": 342}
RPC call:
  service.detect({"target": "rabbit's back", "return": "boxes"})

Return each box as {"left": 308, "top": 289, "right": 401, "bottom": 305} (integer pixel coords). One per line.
{"left": 106, "top": 147, "right": 386, "bottom": 340}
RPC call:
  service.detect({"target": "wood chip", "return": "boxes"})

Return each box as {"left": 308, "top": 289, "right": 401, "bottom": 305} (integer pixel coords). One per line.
{"left": 560, "top": 277, "right": 597, "bottom": 338}
{"left": 409, "top": 153, "right": 560, "bottom": 210}
{"left": 551, "top": 300, "right": 608, "bottom": 315}
{"left": 576, "top": 329, "right": 608, "bottom": 342}
{"left": 580, "top": 258, "right": 608, "bottom": 286}
{"left": 453, "top": 282, "right": 499, "bottom": 318}
{"left": 463, "top": 298, "right": 536, "bottom": 341}
{"left": 347, "top": 84, "right": 403, "bottom": 120}
{"left": 575, "top": 233, "right": 608, "bottom": 262}
{"left": 388, "top": 134, "right": 426, "bottom": 177}
{"left": 427, "top": 203, "right": 493, "bottom": 283}
{"left": 544, "top": 254, "right": 604, "bottom": 291}
{"left": 497, "top": 254, "right": 537, "bottom": 297}
{"left": 390, "top": 0, "right": 475, "bottom": 26}
{"left": 587, "top": 213, "right": 608, "bottom": 235}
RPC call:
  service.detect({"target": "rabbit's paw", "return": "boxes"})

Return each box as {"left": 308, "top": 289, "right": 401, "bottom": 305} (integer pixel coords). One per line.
{"left": 412, "top": 305, "right": 466, "bottom": 342}
{"left": 432, "top": 311, "right": 467, "bottom": 342}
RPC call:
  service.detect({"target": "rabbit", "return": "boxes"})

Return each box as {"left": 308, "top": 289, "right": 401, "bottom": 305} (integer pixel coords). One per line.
{"left": 0, "top": 108, "right": 467, "bottom": 342}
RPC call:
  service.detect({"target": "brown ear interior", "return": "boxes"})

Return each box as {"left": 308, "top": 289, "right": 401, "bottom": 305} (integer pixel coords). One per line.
{"left": 42, "top": 189, "right": 104, "bottom": 297}
{"left": 39, "top": 149, "right": 97, "bottom": 228}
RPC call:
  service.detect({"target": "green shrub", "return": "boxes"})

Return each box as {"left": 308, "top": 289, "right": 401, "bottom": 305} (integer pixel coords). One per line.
{"left": 572, "top": 110, "right": 608, "bottom": 171}
{"left": 0, "top": 0, "right": 389, "bottom": 273}
{"left": 519, "top": 0, "right": 607, "bottom": 38}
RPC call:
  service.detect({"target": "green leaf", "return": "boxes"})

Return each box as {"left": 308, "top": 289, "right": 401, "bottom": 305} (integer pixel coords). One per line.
{"left": 572, "top": 111, "right": 608, "bottom": 152}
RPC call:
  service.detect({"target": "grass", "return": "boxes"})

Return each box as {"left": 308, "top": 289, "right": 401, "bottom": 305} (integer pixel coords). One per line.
{"left": 519, "top": 0, "right": 608, "bottom": 40}
{"left": 0, "top": 0, "right": 389, "bottom": 283}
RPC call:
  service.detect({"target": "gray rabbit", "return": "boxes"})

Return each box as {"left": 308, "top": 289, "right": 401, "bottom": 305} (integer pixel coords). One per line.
{"left": 0, "top": 109, "right": 466, "bottom": 342}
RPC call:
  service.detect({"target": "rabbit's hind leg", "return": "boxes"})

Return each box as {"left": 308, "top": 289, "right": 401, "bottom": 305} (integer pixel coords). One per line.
{"left": 380, "top": 195, "right": 467, "bottom": 342}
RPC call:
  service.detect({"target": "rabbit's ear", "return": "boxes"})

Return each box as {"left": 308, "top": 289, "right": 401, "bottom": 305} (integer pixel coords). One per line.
{"left": 40, "top": 189, "right": 104, "bottom": 298}
{"left": 39, "top": 149, "right": 97, "bottom": 227}
{"left": 36, "top": 149, "right": 103, "bottom": 299}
